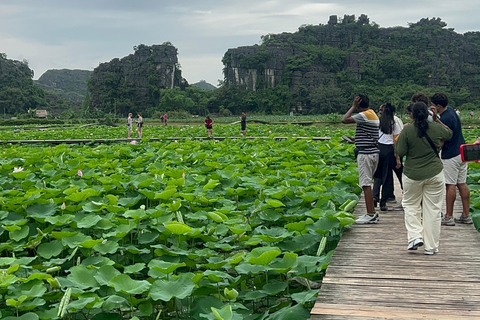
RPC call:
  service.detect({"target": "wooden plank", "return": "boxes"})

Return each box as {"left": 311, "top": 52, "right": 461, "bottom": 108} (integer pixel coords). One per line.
{"left": 0, "top": 136, "right": 331, "bottom": 144}
{"left": 311, "top": 303, "right": 480, "bottom": 319}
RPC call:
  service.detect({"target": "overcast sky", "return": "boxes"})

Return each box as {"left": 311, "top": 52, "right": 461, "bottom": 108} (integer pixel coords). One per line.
{"left": 1, "top": 0, "right": 479, "bottom": 87}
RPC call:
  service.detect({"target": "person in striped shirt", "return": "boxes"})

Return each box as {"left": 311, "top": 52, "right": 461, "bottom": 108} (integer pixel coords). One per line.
{"left": 342, "top": 94, "right": 380, "bottom": 224}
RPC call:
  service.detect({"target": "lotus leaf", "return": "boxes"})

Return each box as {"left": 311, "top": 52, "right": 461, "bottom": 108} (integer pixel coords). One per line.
{"left": 0, "top": 273, "right": 18, "bottom": 287}
{"left": 290, "top": 289, "right": 319, "bottom": 304}
{"left": 9, "top": 225, "right": 29, "bottom": 241}
{"left": 211, "top": 304, "right": 235, "bottom": 320}
{"left": 61, "top": 233, "right": 91, "bottom": 248}
{"left": 123, "top": 208, "right": 147, "bottom": 220}
{"left": 243, "top": 290, "right": 268, "bottom": 301}
{"left": 67, "top": 265, "right": 99, "bottom": 289}
{"left": 117, "top": 194, "right": 143, "bottom": 207}
{"left": 93, "top": 240, "right": 119, "bottom": 254}
{"left": 102, "top": 295, "right": 129, "bottom": 311}
{"left": 246, "top": 247, "right": 281, "bottom": 265}
{"left": 266, "top": 199, "right": 285, "bottom": 208}
{"left": 3, "top": 312, "right": 39, "bottom": 320}
{"left": 94, "top": 265, "right": 121, "bottom": 286}
{"left": 284, "top": 221, "right": 307, "bottom": 232}
{"left": 148, "top": 259, "right": 186, "bottom": 274}
{"left": 203, "top": 179, "right": 220, "bottom": 190}
{"left": 269, "top": 303, "right": 310, "bottom": 320}
{"left": 234, "top": 263, "right": 265, "bottom": 275}
{"left": 37, "top": 240, "right": 64, "bottom": 259}
{"left": 66, "top": 188, "right": 101, "bottom": 202}
{"left": 44, "top": 214, "right": 75, "bottom": 226}
{"left": 154, "top": 186, "right": 177, "bottom": 200}
{"left": 164, "top": 221, "right": 192, "bottom": 235}
{"left": 267, "top": 252, "right": 298, "bottom": 272}
{"left": 149, "top": 275, "right": 195, "bottom": 301}
{"left": 124, "top": 263, "right": 145, "bottom": 274}
{"left": 77, "top": 215, "right": 103, "bottom": 229}
{"left": 262, "top": 281, "right": 288, "bottom": 295}
{"left": 109, "top": 274, "right": 151, "bottom": 295}
{"left": 6, "top": 279, "right": 46, "bottom": 299}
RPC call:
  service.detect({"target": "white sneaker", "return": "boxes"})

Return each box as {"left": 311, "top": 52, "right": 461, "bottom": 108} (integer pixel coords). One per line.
{"left": 424, "top": 248, "right": 439, "bottom": 255}
{"left": 355, "top": 213, "right": 379, "bottom": 224}
{"left": 407, "top": 238, "right": 424, "bottom": 250}
{"left": 392, "top": 203, "right": 404, "bottom": 211}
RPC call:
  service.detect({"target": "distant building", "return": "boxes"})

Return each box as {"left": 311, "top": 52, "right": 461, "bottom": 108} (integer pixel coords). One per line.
{"left": 36, "top": 110, "right": 48, "bottom": 118}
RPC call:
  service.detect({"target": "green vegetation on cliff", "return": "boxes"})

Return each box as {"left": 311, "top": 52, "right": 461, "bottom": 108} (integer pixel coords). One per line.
{"left": 0, "top": 53, "right": 48, "bottom": 116}
{"left": 223, "top": 15, "right": 480, "bottom": 114}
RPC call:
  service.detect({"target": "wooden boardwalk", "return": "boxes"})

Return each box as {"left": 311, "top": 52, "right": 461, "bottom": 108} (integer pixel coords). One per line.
{"left": 0, "top": 136, "right": 330, "bottom": 145}
{"left": 311, "top": 179, "right": 480, "bottom": 319}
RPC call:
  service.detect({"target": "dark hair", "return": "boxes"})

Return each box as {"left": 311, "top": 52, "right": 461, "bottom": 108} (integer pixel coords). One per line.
{"left": 406, "top": 103, "right": 413, "bottom": 113}
{"left": 412, "top": 102, "right": 429, "bottom": 138}
{"left": 357, "top": 94, "right": 369, "bottom": 109}
{"left": 379, "top": 103, "right": 395, "bottom": 134}
{"left": 411, "top": 92, "right": 429, "bottom": 105}
{"left": 431, "top": 92, "right": 448, "bottom": 107}
{"left": 206, "top": 116, "right": 210, "bottom": 120}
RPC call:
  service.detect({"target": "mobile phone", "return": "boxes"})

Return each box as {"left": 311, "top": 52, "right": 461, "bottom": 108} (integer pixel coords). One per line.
{"left": 460, "top": 144, "right": 480, "bottom": 162}
{"left": 341, "top": 135, "right": 354, "bottom": 143}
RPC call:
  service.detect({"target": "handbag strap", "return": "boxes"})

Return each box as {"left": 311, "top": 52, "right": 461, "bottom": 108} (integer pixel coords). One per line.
{"left": 424, "top": 132, "right": 439, "bottom": 158}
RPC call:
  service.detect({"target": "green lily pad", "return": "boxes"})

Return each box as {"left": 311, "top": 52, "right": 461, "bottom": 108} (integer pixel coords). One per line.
{"left": 37, "top": 240, "right": 64, "bottom": 259}
{"left": 246, "top": 247, "right": 281, "bottom": 265}
{"left": 149, "top": 275, "right": 195, "bottom": 301}
{"left": 164, "top": 221, "right": 192, "bottom": 235}
{"left": 109, "top": 274, "right": 151, "bottom": 295}
{"left": 148, "top": 260, "right": 186, "bottom": 274}
{"left": 67, "top": 265, "right": 99, "bottom": 289}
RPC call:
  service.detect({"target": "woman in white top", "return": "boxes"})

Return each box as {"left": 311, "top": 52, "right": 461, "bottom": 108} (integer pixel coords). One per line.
{"left": 374, "top": 103, "right": 401, "bottom": 211}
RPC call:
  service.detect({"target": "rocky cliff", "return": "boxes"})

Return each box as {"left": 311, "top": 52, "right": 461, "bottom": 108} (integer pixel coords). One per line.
{"left": 88, "top": 44, "right": 185, "bottom": 115}
{"left": 36, "top": 69, "right": 92, "bottom": 96}
{"left": 223, "top": 15, "right": 480, "bottom": 112}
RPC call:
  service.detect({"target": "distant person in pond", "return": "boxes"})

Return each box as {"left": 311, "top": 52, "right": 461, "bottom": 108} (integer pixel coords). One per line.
{"left": 163, "top": 113, "right": 167, "bottom": 126}
{"left": 341, "top": 94, "right": 380, "bottom": 224}
{"left": 395, "top": 102, "right": 452, "bottom": 255}
{"left": 240, "top": 111, "right": 246, "bottom": 137}
{"left": 127, "top": 113, "right": 133, "bottom": 139}
{"left": 136, "top": 113, "right": 143, "bottom": 139}
{"left": 205, "top": 115, "right": 213, "bottom": 138}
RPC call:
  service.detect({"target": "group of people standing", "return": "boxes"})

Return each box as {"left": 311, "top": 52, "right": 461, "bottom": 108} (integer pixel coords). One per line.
{"left": 342, "top": 92, "right": 472, "bottom": 255}
{"left": 125, "top": 111, "right": 247, "bottom": 140}
{"left": 127, "top": 113, "right": 143, "bottom": 139}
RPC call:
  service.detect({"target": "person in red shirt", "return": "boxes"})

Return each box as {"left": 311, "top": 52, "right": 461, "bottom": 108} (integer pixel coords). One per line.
{"left": 205, "top": 116, "right": 213, "bottom": 138}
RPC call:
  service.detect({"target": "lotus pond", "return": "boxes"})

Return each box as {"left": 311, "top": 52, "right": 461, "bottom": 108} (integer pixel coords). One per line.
{"left": 0, "top": 125, "right": 364, "bottom": 320}
{"left": 2, "top": 124, "right": 480, "bottom": 320}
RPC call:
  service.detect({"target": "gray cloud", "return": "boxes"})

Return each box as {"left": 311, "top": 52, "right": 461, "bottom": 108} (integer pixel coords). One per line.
{"left": 1, "top": 0, "right": 479, "bottom": 85}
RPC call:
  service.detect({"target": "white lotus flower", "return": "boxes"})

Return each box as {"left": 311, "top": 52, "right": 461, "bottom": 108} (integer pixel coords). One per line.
{"left": 13, "top": 167, "right": 24, "bottom": 173}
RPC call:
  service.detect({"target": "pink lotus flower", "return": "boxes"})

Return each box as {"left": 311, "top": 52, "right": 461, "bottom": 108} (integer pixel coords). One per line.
{"left": 77, "top": 170, "right": 83, "bottom": 177}
{"left": 182, "top": 172, "right": 186, "bottom": 179}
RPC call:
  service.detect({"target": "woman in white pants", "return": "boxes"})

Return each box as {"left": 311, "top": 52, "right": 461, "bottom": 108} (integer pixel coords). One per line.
{"left": 395, "top": 102, "right": 452, "bottom": 255}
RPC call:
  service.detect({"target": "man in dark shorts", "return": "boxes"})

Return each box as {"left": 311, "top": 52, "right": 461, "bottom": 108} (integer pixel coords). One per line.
{"left": 240, "top": 111, "right": 246, "bottom": 137}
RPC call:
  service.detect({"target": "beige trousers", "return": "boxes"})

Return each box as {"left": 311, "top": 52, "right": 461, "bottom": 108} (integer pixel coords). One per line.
{"left": 402, "top": 171, "right": 445, "bottom": 251}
